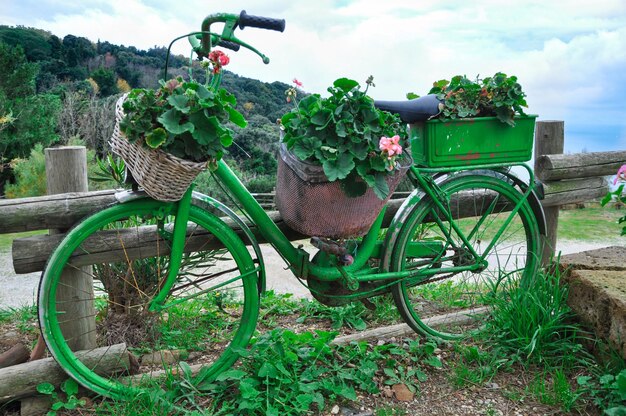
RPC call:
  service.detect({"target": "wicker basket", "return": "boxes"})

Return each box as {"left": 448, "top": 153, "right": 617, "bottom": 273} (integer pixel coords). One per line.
{"left": 276, "top": 144, "right": 411, "bottom": 239}
{"left": 110, "top": 95, "right": 207, "bottom": 202}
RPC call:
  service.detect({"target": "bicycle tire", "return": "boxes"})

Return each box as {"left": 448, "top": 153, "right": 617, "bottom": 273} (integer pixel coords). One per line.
{"left": 390, "top": 173, "right": 541, "bottom": 339}
{"left": 38, "top": 199, "right": 259, "bottom": 399}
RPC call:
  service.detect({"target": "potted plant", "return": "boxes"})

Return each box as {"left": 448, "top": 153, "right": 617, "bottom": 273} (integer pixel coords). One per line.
{"left": 110, "top": 50, "right": 247, "bottom": 201}
{"left": 410, "top": 72, "right": 537, "bottom": 167}
{"left": 277, "top": 77, "right": 411, "bottom": 238}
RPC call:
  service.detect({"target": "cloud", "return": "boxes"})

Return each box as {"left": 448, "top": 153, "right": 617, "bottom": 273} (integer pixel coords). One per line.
{"left": 2, "top": 0, "right": 626, "bottom": 152}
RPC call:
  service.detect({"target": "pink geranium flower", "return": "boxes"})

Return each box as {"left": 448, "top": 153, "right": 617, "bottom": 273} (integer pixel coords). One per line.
{"left": 379, "top": 135, "right": 403, "bottom": 159}
{"left": 218, "top": 54, "right": 230, "bottom": 66}
{"left": 293, "top": 78, "right": 303, "bottom": 88}
{"left": 615, "top": 164, "right": 626, "bottom": 185}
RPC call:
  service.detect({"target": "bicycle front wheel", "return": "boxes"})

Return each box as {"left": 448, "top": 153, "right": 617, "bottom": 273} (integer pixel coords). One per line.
{"left": 390, "top": 172, "right": 541, "bottom": 339}
{"left": 38, "top": 199, "right": 259, "bottom": 399}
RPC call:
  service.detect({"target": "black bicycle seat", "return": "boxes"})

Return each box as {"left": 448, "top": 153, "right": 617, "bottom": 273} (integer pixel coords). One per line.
{"left": 375, "top": 94, "right": 441, "bottom": 123}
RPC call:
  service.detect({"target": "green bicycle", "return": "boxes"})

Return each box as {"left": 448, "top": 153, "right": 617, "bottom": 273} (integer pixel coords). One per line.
{"left": 38, "top": 11, "right": 546, "bottom": 400}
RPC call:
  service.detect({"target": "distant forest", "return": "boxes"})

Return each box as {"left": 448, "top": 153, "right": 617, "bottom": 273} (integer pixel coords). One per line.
{"left": 0, "top": 25, "right": 292, "bottom": 195}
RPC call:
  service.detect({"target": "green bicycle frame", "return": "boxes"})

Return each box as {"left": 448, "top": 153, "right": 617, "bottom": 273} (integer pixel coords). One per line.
{"left": 154, "top": 158, "right": 539, "bottom": 297}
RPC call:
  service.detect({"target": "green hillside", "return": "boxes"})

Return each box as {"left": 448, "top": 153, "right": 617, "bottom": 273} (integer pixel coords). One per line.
{"left": 0, "top": 25, "right": 291, "bottom": 194}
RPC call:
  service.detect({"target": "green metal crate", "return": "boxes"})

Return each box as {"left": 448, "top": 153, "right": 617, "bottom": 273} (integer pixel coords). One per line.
{"left": 410, "top": 115, "right": 537, "bottom": 167}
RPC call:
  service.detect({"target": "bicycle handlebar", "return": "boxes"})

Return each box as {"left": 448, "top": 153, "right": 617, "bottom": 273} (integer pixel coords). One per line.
{"left": 191, "top": 10, "right": 285, "bottom": 64}
{"left": 216, "top": 39, "right": 241, "bottom": 52}
{"left": 238, "top": 10, "right": 286, "bottom": 32}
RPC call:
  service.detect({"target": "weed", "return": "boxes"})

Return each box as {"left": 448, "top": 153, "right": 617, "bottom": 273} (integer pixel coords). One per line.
{"left": 36, "top": 379, "right": 86, "bottom": 415}
{"left": 482, "top": 264, "right": 588, "bottom": 368}
{"left": 578, "top": 369, "right": 626, "bottom": 414}
{"left": 527, "top": 369, "right": 583, "bottom": 412}
{"left": 259, "top": 290, "right": 300, "bottom": 328}
{"left": 449, "top": 344, "right": 510, "bottom": 388}
{"left": 294, "top": 295, "right": 400, "bottom": 331}
{"left": 383, "top": 365, "right": 426, "bottom": 393}
{"left": 375, "top": 405, "right": 408, "bottom": 416}
{"left": 137, "top": 329, "right": 439, "bottom": 415}
{"left": 0, "top": 304, "right": 37, "bottom": 334}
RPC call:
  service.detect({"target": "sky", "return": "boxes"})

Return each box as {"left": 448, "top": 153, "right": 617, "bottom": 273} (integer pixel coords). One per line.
{"left": 3, "top": 0, "right": 626, "bottom": 154}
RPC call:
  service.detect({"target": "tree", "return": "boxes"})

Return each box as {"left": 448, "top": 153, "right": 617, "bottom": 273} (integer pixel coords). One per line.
{"left": 0, "top": 42, "right": 37, "bottom": 98}
{"left": 0, "top": 42, "right": 61, "bottom": 163}
{"left": 90, "top": 67, "right": 117, "bottom": 96}
{"left": 63, "top": 34, "right": 95, "bottom": 69}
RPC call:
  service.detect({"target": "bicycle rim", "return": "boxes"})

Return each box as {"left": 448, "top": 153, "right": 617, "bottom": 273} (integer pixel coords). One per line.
{"left": 38, "top": 199, "right": 259, "bottom": 399}
{"left": 391, "top": 174, "right": 540, "bottom": 339}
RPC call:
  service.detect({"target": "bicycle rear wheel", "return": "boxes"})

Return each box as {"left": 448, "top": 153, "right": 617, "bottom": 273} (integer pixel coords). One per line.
{"left": 390, "top": 172, "right": 540, "bottom": 339}
{"left": 38, "top": 199, "right": 259, "bottom": 399}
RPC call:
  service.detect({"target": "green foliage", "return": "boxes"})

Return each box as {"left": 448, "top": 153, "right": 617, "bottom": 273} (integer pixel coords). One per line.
{"left": 280, "top": 77, "right": 408, "bottom": 199}
{"left": 450, "top": 344, "right": 511, "bottom": 388}
{"left": 0, "top": 304, "right": 37, "bottom": 334}
{"left": 158, "top": 329, "right": 440, "bottom": 415}
{"left": 296, "top": 301, "right": 369, "bottom": 331}
{"left": 90, "top": 153, "right": 127, "bottom": 189}
{"left": 527, "top": 370, "right": 583, "bottom": 412}
{"left": 0, "top": 93, "right": 61, "bottom": 162}
{"left": 428, "top": 72, "right": 528, "bottom": 126}
{"left": 602, "top": 179, "right": 626, "bottom": 237}
{"left": 0, "top": 42, "right": 38, "bottom": 98}
{"left": 481, "top": 264, "right": 588, "bottom": 368}
{"left": 120, "top": 77, "right": 246, "bottom": 164}
{"left": 578, "top": 369, "right": 626, "bottom": 415}
{"left": 0, "top": 26, "right": 52, "bottom": 62}
{"left": 4, "top": 144, "right": 46, "bottom": 198}
{"left": 90, "top": 67, "right": 118, "bottom": 96}
{"left": 36, "top": 379, "right": 86, "bottom": 415}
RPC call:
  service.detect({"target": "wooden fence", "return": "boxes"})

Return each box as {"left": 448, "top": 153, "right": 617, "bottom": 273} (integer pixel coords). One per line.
{"left": 0, "top": 121, "right": 625, "bottom": 408}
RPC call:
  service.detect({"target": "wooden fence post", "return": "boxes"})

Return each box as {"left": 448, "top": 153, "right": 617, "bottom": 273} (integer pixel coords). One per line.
{"left": 44, "top": 146, "right": 96, "bottom": 350}
{"left": 534, "top": 121, "right": 564, "bottom": 264}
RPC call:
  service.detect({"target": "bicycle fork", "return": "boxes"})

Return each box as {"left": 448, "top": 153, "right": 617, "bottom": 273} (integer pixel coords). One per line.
{"left": 148, "top": 188, "right": 193, "bottom": 312}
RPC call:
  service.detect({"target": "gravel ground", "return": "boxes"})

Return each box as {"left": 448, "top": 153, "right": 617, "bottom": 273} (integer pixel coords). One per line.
{"left": 0, "top": 239, "right": 620, "bottom": 309}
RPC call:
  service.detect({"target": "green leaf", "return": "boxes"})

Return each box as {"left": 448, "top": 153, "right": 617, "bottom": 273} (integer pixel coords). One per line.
{"left": 333, "top": 78, "right": 360, "bottom": 92}
{"left": 373, "top": 173, "right": 390, "bottom": 199}
{"left": 195, "top": 84, "right": 213, "bottom": 100}
{"left": 189, "top": 113, "right": 218, "bottom": 145}
{"left": 36, "top": 382, "right": 55, "bottom": 395}
{"left": 338, "top": 384, "right": 357, "bottom": 400}
{"left": 323, "top": 153, "right": 355, "bottom": 181}
{"left": 61, "top": 379, "right": 79, "bottom": 396}
{"left": 216, "top": 369, "right": 247, "bottom": 381}
{"left": 296, "top": 393, "right": 315, "bottom": 410}
{"left": 167, "top": 95, "right": 190, "bottom": 113}
{"left": 406, "top": 92, "right": 420, "bottom": 100}
{"left": 258, "top": 362, "right": 277, "bottom": 378}
{"left": 424, "top": 356, "right": 443, "bottom": 368}
{"left": 411, "top": 369, "right": 427, "bottom": 382}
{"left": 310, "top": 108, "right": 333, "bottom": 127}
{"left": 158, "top": 109, "right": 194, "bottom": 135}
{"left": 144, "top": 128, "right": 167, "bottom": 149}
{"left": 227, "top": 107, "right": 247, "bottom": 128}
{"left": 293, "top": 136, "right": 321, "bottom": 160}
{"left": 51, "top": 402, "right": 64, "bottom": 411}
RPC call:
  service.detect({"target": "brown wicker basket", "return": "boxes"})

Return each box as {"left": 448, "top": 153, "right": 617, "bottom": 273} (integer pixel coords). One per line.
{"left": 276, "top": 144, "right": 411, "bottom": 239}
{"left": 110, "top": 95, "right": 207, "bottom": 202}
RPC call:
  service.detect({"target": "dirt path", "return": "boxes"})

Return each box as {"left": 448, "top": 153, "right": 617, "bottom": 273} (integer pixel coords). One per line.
{"left": 0, "top": 239, "right": 621, "bottom": 309}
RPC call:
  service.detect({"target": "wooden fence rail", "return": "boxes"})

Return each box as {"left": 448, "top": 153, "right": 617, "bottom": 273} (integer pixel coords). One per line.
{"left": 1, "top": 120, "right": 622, "bottom": 274}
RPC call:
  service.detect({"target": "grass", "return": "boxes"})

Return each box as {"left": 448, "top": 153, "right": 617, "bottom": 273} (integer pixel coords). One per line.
{"left": 558, "top": 206, "right": 624, "bottom": 240}
{"left": 0, "top": 230, "right": 46, "bottom": 251}
{"left": 0, "top": 304, "right": 38, "bottom": 333}
{"left": 1, "top": 204, "right": 624, "bottom": 414}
